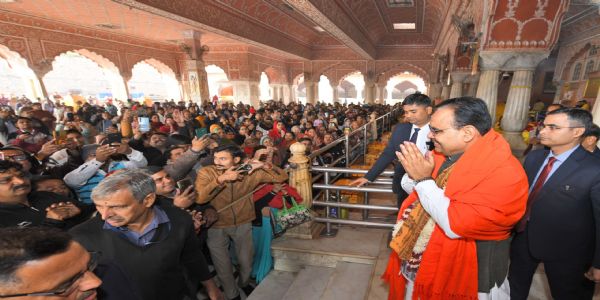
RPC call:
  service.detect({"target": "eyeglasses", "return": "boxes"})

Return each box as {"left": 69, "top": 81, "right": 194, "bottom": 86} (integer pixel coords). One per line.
{"left": 540, "top": 124, "right": 584, "bottom": 131}
{"left": 0, "top": 251, "right": 100, "bottom": 298}
{"left": 429, "top": 127, "right": 452, "bottom": 136}
{"left": 5, "top": 155, "right": 28, "bottom": 162}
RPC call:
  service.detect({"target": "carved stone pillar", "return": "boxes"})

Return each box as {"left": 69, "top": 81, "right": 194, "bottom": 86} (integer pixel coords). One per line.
{"left": 376, "top": 84, "right": 386, "bottom": 104}
{"left": 31, "top": 61, "right": 53, "bottom": 100}
{"left": 305, "top": 80, "right": 316, "bottom": 104}
{"left": 428, "top": 82, "right": 442, "bottom": 100}
{"left": 290, "top": 85, "right": 297, "bottom": 103}
{"left": 230, "top": 80, "right": 260, "bottom": 107}
{"left": 271, "top": 85, "right": 279, "bottom": 101}
{"left": 449, "top": 72, "right": 469, "bottom": 98}
{"left": 466, "top": 74, "right": 480, "bottom": 97}
{"left": 285, "top": 142, "right": 323, "bottom": 239}
{"left": 364, "top": 79, "right": 375, "bottom": 104}
{"left": 553, "top": 80, "right": 564, "bottom": 104}
{"left": 441, "top": 84, "right": 451, "bottom": 100}
{"left": 121, "top": 71, "right": 132, "bottom": 100}
{"left": 331, "top": 84, "right": 339, "bottom": 103}
{"left": 476, "top": 69, "right": 500, "bottom": 120}
{"left": 278, "top": 86, "right": 284, "bottom": 101}
{"left": 182, "top": 30, "right": 210, "bottom": 102}
{"left": 501, "top": 52, "right": 548, "bottom": 151}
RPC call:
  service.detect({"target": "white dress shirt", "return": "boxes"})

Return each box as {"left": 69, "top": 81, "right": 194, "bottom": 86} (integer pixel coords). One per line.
{"left": 409, "top": 123, "right": 431, "bottom": 154}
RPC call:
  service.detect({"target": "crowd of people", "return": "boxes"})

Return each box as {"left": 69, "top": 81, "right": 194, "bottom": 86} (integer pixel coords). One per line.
{"left": 2, "top": 92, "right": 600, "bottom": 300}
{"left": 0, "top": 95, "right": 393, "bottom": 300}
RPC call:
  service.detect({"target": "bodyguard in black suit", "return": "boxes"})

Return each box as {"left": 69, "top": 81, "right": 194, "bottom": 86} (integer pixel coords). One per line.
{"left": 509, "top": 108, "right": 600, "bottom": 300}
{"left": 582, "top": 123, "right": 600, "bottom": 158}
{"left": 350, "top": 92, "right": 432, "bottom": 207}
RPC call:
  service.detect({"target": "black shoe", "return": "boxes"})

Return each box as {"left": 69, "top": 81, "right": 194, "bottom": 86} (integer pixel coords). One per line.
{"left": 242, "top": 285, "right": 255, "bottom": 296}
{"left": 230, "top": 296, "right": 241, "bottom": 300}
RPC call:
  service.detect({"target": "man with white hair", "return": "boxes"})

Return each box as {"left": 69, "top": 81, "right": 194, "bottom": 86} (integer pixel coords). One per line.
{"left": 70, "top": 169, "right": 222, "bottom": 300}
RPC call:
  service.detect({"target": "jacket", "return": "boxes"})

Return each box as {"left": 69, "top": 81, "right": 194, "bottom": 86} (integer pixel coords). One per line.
{"left": 195, "top": 165, "right": 288, "bottom": 228}
{"left": 524, "top": 147, "right": 600, "bottom": 267}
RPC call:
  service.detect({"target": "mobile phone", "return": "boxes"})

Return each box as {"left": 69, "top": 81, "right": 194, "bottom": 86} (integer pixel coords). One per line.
{"left": 106, "top": 133, "right": 122, "bottom": 145}
{"left": 195, "top": 128, "right": 208, "bottom": 138}
{"left": 235, "top": 164, "right": 252, "bottom": 174}
{"left": 177, "top": 178, "right": 193, "bottom": 191}
{"left": 138, "top": 117, "right": 150, "bottom": 133}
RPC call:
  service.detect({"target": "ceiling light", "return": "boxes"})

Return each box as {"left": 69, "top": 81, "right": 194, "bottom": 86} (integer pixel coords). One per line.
{"left": 388, "top": 0, "right": 414, "bottom": 7}
{"left": 314, "top": 26, "right": 325, "bottom": 32}
{"left": 95, "top": 23, "right": 121, "bottom": 30}
{"left": 0, "top": 0, "right": 18, "bottom": 3}
{"left": 393, "top": 23, "right": 415, "bottom": 30}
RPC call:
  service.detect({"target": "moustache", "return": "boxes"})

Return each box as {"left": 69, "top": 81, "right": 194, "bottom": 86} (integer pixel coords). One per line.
{"left": 106, "top": 216, "right": 124, "bottom": 223}
{"left": 77, "top": 290, "right": 97, "bottom": 300}
{"left": 12, "top": 184, "right": 30, "bottom": 192}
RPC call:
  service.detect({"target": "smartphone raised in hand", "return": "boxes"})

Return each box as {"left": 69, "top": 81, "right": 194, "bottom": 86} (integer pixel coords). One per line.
{"left": 138, "top": 117, "right": 150, "bottom": 133}
{"left": 235, "top": 163, "right": 253, "bottom": 174}
{"left": 177, "top": 178, "right": 193, "bottom": 191}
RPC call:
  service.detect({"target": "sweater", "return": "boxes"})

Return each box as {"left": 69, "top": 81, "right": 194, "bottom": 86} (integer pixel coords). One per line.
{"left": 70, "top": 204, "right": 211, "bottom": 300}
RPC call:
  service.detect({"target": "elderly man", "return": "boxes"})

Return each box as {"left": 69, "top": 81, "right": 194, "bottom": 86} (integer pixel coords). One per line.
{"left": 383, "top": 97, "right": 529, "bottom": 299}
{"left": 70, "top": 169, "right": 222, "bottom": 300}
{"left": 0, "top": 227, "right": 101, "bottom": 299}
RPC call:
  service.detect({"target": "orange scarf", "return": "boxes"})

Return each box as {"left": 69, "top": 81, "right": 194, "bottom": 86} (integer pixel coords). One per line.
{"left": 382, "top": 129, "right": 528, "bottom": 299}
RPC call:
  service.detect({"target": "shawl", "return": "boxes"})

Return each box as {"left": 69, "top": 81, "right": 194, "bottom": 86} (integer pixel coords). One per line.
{"left": 252, "top": 184, "right": 303, "bottom": 209}
{"left": 382, "top": 129, "right": 528, "bottom": 299}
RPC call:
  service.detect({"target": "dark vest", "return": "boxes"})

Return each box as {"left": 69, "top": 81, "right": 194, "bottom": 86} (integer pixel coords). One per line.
{"left": 70, "top": 204, "right": 210, "bottom": 300}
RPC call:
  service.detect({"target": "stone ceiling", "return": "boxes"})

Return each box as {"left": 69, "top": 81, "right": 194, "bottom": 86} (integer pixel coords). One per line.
{"left": 3, "top": 0, "right": 586, "bottom": 63}
{"left": 0, "top": 0, "right": 451, "bottom": 61}
{"left": 0, "top": 0, "right": 239, "bottom": 45}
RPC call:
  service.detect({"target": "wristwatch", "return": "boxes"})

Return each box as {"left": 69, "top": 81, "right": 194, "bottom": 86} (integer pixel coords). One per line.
{"left": 414, "top": 177, "right": 434, "bottom": 185}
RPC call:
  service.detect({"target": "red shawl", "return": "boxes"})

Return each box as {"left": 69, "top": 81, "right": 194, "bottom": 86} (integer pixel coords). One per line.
{"left": 253, "top": 184, "right": 303, "bottom": 209}
{"left": 382, "top": 129, "right": 528, "bottom": 299}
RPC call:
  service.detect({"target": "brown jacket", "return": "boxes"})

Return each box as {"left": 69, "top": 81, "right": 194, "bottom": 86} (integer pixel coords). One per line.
{"left": 195, "top": 165, "right": 288, "bottom": 228}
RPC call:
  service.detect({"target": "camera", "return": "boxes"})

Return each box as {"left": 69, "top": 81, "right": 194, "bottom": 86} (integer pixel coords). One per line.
{"left": 235, "top": 164, "right": 253, "bottom": 174}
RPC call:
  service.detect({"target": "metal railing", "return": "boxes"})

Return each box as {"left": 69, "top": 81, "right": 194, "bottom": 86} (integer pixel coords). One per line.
{"left": 308, "top": 107, "right": 401, "bottom": 185}
{"left": 308, "top": 107, "right": 400, "bottom": 165}
{"left": 304, "top": 107, "right": 401, "bottom": 236}
{"left": 311, "top": 166, "right": 398, "bottom": 236}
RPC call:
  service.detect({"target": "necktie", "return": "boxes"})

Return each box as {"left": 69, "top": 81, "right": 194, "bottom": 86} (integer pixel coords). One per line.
{"left": 409, "top": 128, "right": 420, "bottom": 143}
{"left": 515, "top": 156, "right": 557, "bottom": 232}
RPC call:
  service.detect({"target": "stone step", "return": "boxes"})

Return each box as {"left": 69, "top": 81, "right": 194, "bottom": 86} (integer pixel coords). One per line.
{"left": 321, "top": 262, "right": 374, "bottom": 300}
{"left": 282, "top": 266, "right": 335, "bottom": 300}
{"left": 246, "top": 270, "right": 298, "bottom": 300}
{"left": 272, "top": 226, "right": 385, "bottom": 272}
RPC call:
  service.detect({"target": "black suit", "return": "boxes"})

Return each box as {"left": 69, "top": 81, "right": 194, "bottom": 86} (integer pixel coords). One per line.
{"left": 509, "top": 147, "right": 600, "bottom": 300}
{"left": 365, "top": 123, "right": 412, "bottom": 207}
{"left": 592, "top": 146, "right": 600, "bottom": 158}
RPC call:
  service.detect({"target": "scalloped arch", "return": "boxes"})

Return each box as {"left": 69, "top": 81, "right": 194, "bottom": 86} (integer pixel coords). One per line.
{"left": 51, "top": 49, "right": 121, "bottom": 75}
{"left": 132, "top": 58, "right": 176, "bottom": 78}
{"left": 377, "top": 63, "right": 430, "bottom": 84}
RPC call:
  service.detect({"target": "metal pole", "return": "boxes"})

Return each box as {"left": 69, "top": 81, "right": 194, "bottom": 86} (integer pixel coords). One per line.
{"left": 363, "top": 191, "right": 369, "bottom": 220}
{"left": 345, "top": 134, "right": 350, "bottom": 168}
{"left": 363, "top": 125, "right": 368, "bottom": 164}
{"left": 314, "top": 217, "right": 395, "bottom": 228}
{"left": 321, "top": 170, "right": 338, "bottom": 237}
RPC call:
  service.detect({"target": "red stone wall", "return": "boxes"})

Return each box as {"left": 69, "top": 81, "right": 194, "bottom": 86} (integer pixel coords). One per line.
{"left": 0, "top": 11, "right": 184, "bottom": 77}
